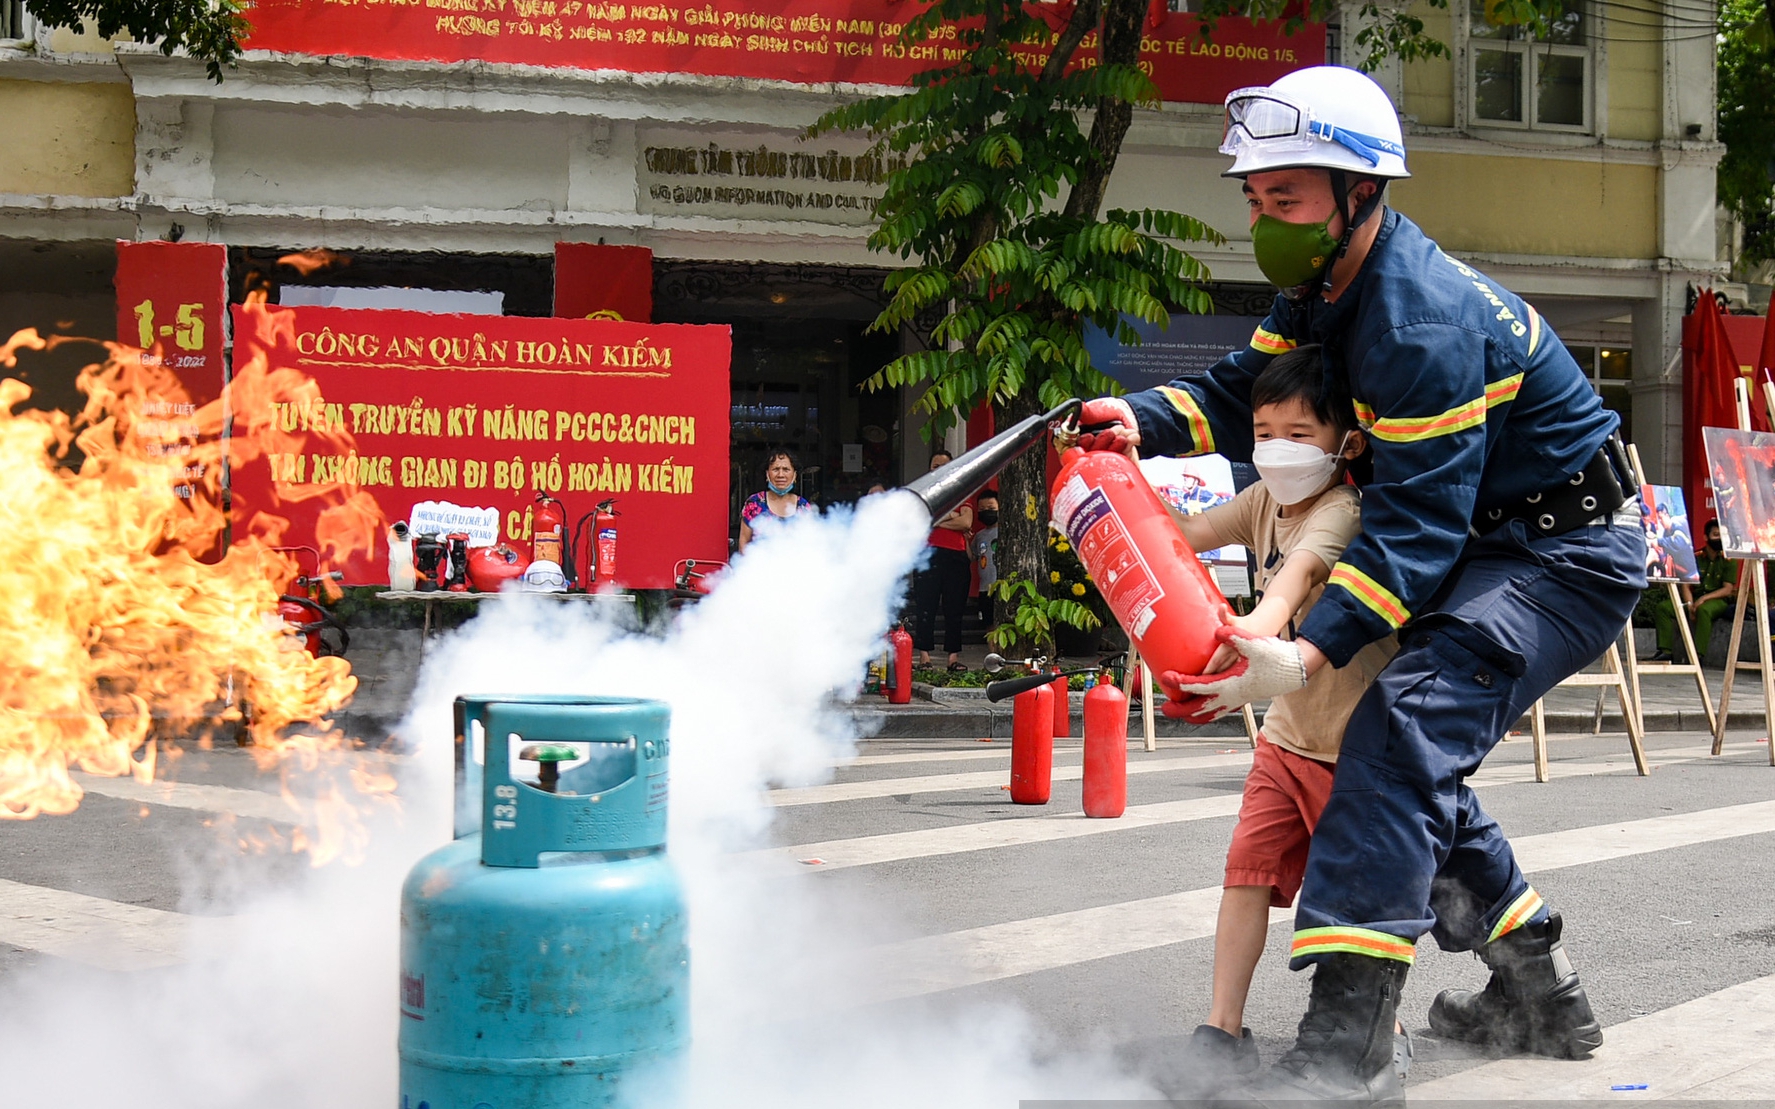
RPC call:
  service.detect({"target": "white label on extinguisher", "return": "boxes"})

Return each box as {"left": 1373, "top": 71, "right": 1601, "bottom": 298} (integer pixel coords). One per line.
{"left": 1057, "top": 478, "right": 1166, "bottom": 637}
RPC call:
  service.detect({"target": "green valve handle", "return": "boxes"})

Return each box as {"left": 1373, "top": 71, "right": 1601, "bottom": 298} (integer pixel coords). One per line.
{"left": 519, "top": 744, "right": 580, "bottom": 793}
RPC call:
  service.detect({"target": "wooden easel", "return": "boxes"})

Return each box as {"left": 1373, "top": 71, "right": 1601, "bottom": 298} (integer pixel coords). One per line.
{"left": 1528, "top": 627, "right": 1648, "bottom": 781}
{"left": 1709, "top": 379, "right": 1775, "bottom": 764}
{"left": 1623, "top": 442, "right": 1718, "bottom": 736}
{"left": 1122, "top": 646, "right": 1158, "bottom": 752}
{"left": 1524, "top": 439, "right": 1651, "bottom": 781}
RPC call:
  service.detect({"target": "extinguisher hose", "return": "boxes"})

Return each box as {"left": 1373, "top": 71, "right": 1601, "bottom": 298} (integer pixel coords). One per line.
{"left": 277, "top": 596, "right": 352, "bottom": 655}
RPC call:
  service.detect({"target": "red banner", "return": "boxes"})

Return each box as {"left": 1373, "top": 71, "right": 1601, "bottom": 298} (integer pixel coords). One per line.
{"left": 229, "top": 304, "right": 732, "bottom": 588}
{"left": 113, "top": 241, "right": 228, "bottom": 509}
{"left": 241, "top": 0, "right": 1320, "bottom": 104}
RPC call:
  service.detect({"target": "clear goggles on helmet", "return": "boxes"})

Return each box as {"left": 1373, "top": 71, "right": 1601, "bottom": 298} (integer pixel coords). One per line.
{"left": 1219, "top": 88, "right": 1405, "bottom": 169}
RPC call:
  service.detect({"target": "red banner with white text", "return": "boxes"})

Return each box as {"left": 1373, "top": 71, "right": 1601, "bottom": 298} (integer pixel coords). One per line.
{"left": 242, "top": 0, "right": 1321, "bottom": 104}
{"left": 228, "top": 304, "right": 732, "bottom": 588}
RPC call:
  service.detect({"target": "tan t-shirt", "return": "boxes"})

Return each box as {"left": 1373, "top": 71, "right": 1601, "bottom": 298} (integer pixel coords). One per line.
{"left": 1195, "top": 483, "right": 1397, "bottom": 763}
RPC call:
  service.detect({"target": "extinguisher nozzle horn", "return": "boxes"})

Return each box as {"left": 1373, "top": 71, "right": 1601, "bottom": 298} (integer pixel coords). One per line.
{"left": 986, "top": 672, "right": 1061, "bottom": 703}
{"left": 903, "top": 399, "right": 1082, "bottom": 523}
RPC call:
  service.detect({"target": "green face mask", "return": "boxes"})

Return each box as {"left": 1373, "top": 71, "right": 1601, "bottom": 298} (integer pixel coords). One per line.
{"left": 1251, "top": 213, "right": 1340, "bottom": 291}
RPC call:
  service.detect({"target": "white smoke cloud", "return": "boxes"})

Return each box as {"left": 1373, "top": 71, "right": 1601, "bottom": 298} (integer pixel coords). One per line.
{"left": 0, "top": 491, "right": 1157, "bottom": 1107}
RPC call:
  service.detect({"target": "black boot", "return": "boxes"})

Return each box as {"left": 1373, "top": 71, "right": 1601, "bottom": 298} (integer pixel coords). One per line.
{"left": 1211, "top": 953, "right": 1407, "bottom": 1106}
{"left": 1427, "top": 911, "right": 1602, "bottom": 1059}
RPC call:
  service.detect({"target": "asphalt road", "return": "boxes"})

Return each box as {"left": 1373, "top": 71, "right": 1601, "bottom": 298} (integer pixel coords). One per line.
{"left": 4, "top": 723, "right": 1775, "bottom": 1104}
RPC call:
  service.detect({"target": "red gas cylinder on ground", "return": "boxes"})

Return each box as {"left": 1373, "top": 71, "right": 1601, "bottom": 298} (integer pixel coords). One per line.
{"left": 1010, "top": 683, "right": 1055, "bottom": 804}
{"left": 1050, "top": 670, "right": 1071, "bottom": 738}
{"left": 1082, "top": 677, "right": 1129, "bottom": 818}
{"left": 885, "top": 624, "right": 914, "bottom": 705}
{"left": 1051, "top": 448, "right": 1227, "bottom": 679}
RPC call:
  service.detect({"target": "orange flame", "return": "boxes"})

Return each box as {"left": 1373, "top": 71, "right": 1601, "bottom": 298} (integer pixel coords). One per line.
{"left": 277, "top": 249, "right": 349, "bottom": 277}
{"left": 0, "top": 329, "right": 392, "bottom": 864}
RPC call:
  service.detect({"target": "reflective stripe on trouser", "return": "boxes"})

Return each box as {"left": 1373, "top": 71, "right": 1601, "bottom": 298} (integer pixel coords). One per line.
{"left": 1289, "top": 512, "right": 1646, "bottom": 969}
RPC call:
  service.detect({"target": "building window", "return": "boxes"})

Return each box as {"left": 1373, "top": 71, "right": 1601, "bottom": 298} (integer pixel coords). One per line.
{"left": 1567, "top": 344, "right": 1632, "bottom": 438}
{"left": 0, "top": 1, "right": 29, "bottom": 42}
{"left": 1467, "top": 0, "right": 1591, "bottom": 131}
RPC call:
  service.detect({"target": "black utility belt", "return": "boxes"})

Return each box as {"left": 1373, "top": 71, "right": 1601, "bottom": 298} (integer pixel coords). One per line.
{"left": 1475, "top": 436, "right": 1632, "bottom": 538}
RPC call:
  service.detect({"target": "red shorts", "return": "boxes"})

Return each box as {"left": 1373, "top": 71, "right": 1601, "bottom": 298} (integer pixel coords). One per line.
{"left": 1225, "top": 736, "right": 1337, "bottom": 907}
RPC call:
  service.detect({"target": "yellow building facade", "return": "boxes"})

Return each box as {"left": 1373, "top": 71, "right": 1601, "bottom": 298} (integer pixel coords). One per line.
{"left": 0, "top": 0, "right": 1719, "bottom": 484}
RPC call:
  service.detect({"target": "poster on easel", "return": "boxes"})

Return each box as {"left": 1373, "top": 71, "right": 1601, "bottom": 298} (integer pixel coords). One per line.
{"left": 1637, "top": 484, "right": 1701, "bottom": 583}
{"left": 1702, "top": 426, "right": 1775, "bottom": 559}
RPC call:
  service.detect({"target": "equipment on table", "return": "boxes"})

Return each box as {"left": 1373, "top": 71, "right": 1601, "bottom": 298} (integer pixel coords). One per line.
{"left": 413, "top": 534, "right": 446, "bottom": 592}
{"left": 466, "top": 543, "right": 530, "bottom": 593}
{"left": 523, "top": 559, "right": 567, "bottom": 593}
{"left": 388, "top": 521, "right": 416, "bottom": 591}
{"left": 532, "top": 493, "right": 566, "bottom": 566}
{"left": 445, "top": 533, "right": 471, "bottom": 592}
{"left": 570, "top": 498, "right": 621, "bottom": 590}
{"left": 401, "top": 695, "right": 687, "bottom": 1109}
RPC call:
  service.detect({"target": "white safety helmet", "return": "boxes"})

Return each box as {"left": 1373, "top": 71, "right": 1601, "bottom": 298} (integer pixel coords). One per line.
{"left": 1220, "top": 66, "right": 1410, "bottom": 180}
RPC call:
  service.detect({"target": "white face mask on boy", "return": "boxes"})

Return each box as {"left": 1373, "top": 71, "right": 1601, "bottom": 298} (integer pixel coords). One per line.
{"left": 1251, "top": 433, "right": 1351, "bottom": 505}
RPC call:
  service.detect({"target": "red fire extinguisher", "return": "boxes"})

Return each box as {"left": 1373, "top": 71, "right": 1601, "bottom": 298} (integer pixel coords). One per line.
{"left": 573, "top": 498, "right": 620, "bottom": 589}
{"left": 1051, "top": 447, "right": 1227, "bottom": 679}
{"left": 1050, "top": 669, "right": 1071, "bottom": 739}
{"left": 1082, "top": 672, "right": 1128, "bottom": 818}
{"left": 885, "top": 624, "right": 914, "bottom": 705}
{"left": 1010, "top": 682, "right": 1054, "bottom": 804}
{"left": 532, "top": 493, "right": 566, "bottom": 567}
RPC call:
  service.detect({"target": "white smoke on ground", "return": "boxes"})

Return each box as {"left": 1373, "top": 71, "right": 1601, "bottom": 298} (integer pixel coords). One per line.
{"left": 0, "top": 491, "right": 1157, "bottom": 1107}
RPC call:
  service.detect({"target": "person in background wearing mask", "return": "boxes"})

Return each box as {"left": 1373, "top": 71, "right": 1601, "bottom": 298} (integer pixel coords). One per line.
{"left": 737, "top": 449, "right": 815, "bottom": 553}
{"left": 970, "top": 491, "right": 1001, "bottom": 633}
{"left": 1648, "top": 519, "right": 1737, "bottom": 662}
{"left": 913, "top": 450, "right": 974, "bottom": 670}
{"left": 1076, "top": 66, "right": 1643, "bottom": 1104}
{"left": 1162, "top": 344, "right": 1406, "bottom": 1091}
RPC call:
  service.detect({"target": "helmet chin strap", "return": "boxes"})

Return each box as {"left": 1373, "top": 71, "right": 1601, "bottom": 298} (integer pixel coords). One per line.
{"left": 1317, "top": 169, "right": 1386, "bottom": 296}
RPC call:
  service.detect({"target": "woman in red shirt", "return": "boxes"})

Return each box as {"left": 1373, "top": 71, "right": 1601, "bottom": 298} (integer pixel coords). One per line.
{"left": 912, "top": 450, "right": 974, "bottom": 670}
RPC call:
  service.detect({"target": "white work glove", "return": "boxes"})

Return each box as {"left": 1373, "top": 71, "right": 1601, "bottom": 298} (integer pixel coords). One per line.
{"left": 1076, "top": 397, "right": 1142, "bottom": 459}
{"left": 1160, "top": 623, "right": 1309, "bottom": 724}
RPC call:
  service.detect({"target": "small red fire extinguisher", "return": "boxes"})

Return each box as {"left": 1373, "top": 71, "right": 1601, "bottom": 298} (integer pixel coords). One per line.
{"left": 885, "top": 624, "right": 913, "bottom": 704}
{"left": 1010, "top": 682, "right": 1055, "bottom": 804}
{"left": 532, "top": 493, "right": 566, "bottom": 567}
{"left": 1082, "top": 670, "right": 1128, "bottom": 818}
{"left": 592, "top": 498, "right": 619, "bottom": 586}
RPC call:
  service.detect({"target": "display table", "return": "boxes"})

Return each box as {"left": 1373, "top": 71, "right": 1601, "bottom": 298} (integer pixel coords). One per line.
{"left": 375, "top": 590, "right": 637, "bottom": 652}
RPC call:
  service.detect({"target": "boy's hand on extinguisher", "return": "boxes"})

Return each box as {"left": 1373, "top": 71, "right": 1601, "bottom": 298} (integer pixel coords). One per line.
{"left": 1076, "top": 398, "right": 1142, "bottom": 460}
{"left": 1157, "top": 623, "right": 1309, "bottom": 724}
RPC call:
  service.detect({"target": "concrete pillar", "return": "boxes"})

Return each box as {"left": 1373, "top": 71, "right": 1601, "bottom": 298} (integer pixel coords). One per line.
{"left": 1631, "top": 281, "right": 1684, "bottom": 484}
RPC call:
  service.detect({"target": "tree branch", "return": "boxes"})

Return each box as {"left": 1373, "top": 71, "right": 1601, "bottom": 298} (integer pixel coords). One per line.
{"left": 1062, "top": 0, "right": 1144, "bottom": 220}
{"left": 1040, "top": 0, "right": 1104, "bottom": 83}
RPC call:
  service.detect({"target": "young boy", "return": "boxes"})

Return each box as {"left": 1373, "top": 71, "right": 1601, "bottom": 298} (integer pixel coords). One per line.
{"left": 1163, "top": 343, "right": 1401, "bottom": 1084}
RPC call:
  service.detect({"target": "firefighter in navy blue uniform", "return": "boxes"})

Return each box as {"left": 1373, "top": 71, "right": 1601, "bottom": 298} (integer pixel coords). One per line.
{"left": 1077, "top": 66, "right": 1646, "bottom": 1105}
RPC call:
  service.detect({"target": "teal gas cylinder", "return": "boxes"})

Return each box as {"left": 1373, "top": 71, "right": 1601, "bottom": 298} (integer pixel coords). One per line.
{"left": 399, "top": 695, "right": 688, "bottom": 1109}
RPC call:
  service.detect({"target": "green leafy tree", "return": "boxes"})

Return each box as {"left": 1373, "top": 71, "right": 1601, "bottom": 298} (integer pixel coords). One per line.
{"left": 1720, "top": 0, "right": 1775, "bottom": 271}
{"left": 26, "top": 0, "right": 245, "bottom": 79}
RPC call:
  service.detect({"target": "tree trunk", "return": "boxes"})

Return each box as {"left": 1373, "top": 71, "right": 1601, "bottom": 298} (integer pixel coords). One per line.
{"left": 1062, "top": 0, "right": 1146, "bottom": 221}
{"left": 993, "top": 386, "right": 1053, "bottom": 658}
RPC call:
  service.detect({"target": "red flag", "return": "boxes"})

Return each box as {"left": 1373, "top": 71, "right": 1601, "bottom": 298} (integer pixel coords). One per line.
{"left": 1754, "top": 291, "right": 1775, "bottom": 431}
{"left": 1683, "top": 289, "right": 1744, "bottom": 533}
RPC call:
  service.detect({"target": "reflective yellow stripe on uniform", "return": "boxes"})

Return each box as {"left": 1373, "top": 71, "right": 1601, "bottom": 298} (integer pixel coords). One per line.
{"left": 1526, "top": 304, "right": 1542, "bottom": 356}
{"left": 1158, "top": 386, "right": 1216, "bottom": 455}
{"left": 1328, "top": 564, "right": 1410, "bottom": 628}
{"left": 1488, "top": 887, "right": 1545, "bottom": 943}
{"left": 1250, "top": 326, "right": 1296, "bottom": 356}
{"left": 1353, "top": 400, "right": 1376, "bottom": 429}
{"left": 1486, "top": 373, "right": 1524, "bottom": 408}
{"left": 1292, "top": 926, "right": 1416, "bottom": 964}
{"left": 1369, "top": 396, "right": 1487, "bottom": 443}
